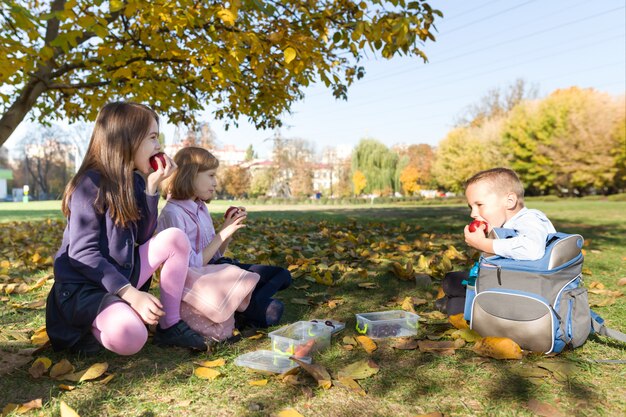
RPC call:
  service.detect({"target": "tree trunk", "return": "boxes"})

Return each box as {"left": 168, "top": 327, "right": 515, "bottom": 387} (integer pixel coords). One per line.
{"left": 0, "top": 0, "right": 65, "bottom": 148}
{"left": 0, "top": 80, "right": 50, "bottom": 148}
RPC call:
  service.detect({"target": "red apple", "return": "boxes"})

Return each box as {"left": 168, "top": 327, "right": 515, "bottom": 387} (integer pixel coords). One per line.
{"left": 149, "top": 152, "right": 166, "bottom": 171}
{"left": 224, "top": 206, "right": 239, "bottom": 219}
{"left": 468, "top": 220, "right": 488, "bottom": 235}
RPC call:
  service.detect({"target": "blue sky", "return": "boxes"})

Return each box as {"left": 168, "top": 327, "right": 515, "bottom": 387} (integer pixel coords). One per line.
{"left": 6, "top": 0, "right": 625, "bottom": 158}
{"left": 189, "top": 0, "right": 626, "bottom": 157}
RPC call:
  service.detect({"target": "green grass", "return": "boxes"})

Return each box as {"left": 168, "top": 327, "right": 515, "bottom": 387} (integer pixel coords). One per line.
{"left": 1, "top": 200, "right": 625, "bottom": 416}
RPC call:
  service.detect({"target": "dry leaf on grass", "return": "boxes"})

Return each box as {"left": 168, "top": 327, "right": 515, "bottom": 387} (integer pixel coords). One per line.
{"left": 50, "top": 359, "right": 75, "bottom": 378}
{"left": 472, "top": 337, "right": 522, "bottom": 360}
{"left": 281, "top": 374, "right": 301, "bottom": 386}
{"left": 195, "top": 358, "right": 226, "bottom": 368}
{"left": 97, "top": 373, "right": 115, "bottom": 385}
{"left": 277, "top": 408, "right": 304, "bottom": 417}
{"left": 357, "top": 282, "right": 379, "bottom": 289}
{"left": 420, "top": 311, "right": 447, "bottom": 321}
{"left": 356, "top": 335, "right": 377, "bottom": 354}
{"left": 30, "top": 326, "right": 49, "bottom": 346}
{"left": 536, "top": 360, "right": 577, "bottom": 382}
{"left": 417, "top": 340, "right": 457, "bottom": 356}
{"left": 291, "top": 358, "right": 332, "bottom": 389}
{"left": 59, "top": 384, "right": 76, "bottom": 391}
{"left": 3, "top": 398, "right": 42, "bottom": 415}
{"left": 28, "top": 357, "right": 50, "bottom": 379}
{"left": 61, "top": 362, "right": 109, "bottom": 382}
{"left": 342, "top": 336, "right": 357, "bottom": 346}
{"left": 391, "top": 338, "right": 419, "bottom": 350}
{"left": 337, "top": 359, "right": 380, "bottom": 380}
{"left": 401, "top": 296, "right": 417, "bottom": 314}
{"left": 334, "top": 377, "right": 366, "bottom": 396}
{"left": 194, "top": 367, "right": 221, "bottom": 380}
{"left": 617, "top": 277, "right": 626, "bottom": 286}
{"left": 60, "top": 401, "right": 80, "bottom": 417}
{"left": 448, "top": 313, "right": 469, "bottom": 330}
{"left": 248, "top": 379, "right": 268, "bottom": 386}
{"left": 527, "top": 398, "right": 565, "bottom": 417}
{"left": 451, "top": 328, "right": 482, "bottom": 343}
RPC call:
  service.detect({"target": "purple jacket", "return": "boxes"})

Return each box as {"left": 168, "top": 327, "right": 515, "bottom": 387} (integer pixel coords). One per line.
{"left": 52, "top": 170, "right": 159, "bottom": 294}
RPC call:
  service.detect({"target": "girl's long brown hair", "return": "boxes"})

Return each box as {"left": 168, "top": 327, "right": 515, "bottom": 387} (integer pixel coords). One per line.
{"left": 61, "top": 102, "right": 159, "bottom": 227}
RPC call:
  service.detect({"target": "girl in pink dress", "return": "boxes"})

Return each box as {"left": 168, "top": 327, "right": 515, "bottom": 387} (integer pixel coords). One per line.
{"left": 157, "top": 147, "right": 290, "bottom": 340}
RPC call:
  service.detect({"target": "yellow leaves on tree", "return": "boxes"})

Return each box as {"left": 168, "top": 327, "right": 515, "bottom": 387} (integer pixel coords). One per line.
{"left": 399, "top": 165, "right": 420, "bottom": 195}
{"left": 352, "top": 170, "right": 367, "bottom": 196}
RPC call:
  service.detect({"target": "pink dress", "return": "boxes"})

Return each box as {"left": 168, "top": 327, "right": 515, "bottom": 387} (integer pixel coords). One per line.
{"left": 157, "top": 199, "right": 259, "bottom": 341}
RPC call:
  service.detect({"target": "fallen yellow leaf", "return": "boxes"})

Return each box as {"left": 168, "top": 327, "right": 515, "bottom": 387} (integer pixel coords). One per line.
{"left": 277, "top": 408, "right": 304, "bottom": 417}
{"left": 356, "top": 335, "right": 377, "bottom": 354}
{"left": 472, "top": 337, "right": 523, "bottom": 360}
{"left": 30, "top": 327, "right": 49, "bottom": 346}
{"left": 337, "top": 359, "right": 380, "bottom": 380}
{"left": 50, "top": 359, "right": 75, "bottom": 379}
{"left": 60, "top": 401, "right": 80, "bottom": 417}
{"left": 58, "top": 384, "right": 76, "bottom": 391}
{"left": 451, "top": 328, "right": 483, "bottom": 343}
{"left": 28, "top": 357, "right": 50, "bottom": 379}
{"left": 194, "top": 367, "right": 221, "bottom": 380}
{"left": 195, "top": 358, "right": 226, "bottom": 368}
{"left": 335, "top": 377, "right": 367, "bottom": 396}
{"left": 15, "top": 398, "right": 42, "bottom": 413}
{"left": 61, "top": 362, "right": 109, "bottom": 382}
{"left": 291, "top": 358, "right": 332, "bottom": 389}
{"left": 248, "top": 379, "right": 268, "bottom": 386}
{"left": 97, "top": 373, "right": 115, "bottom": 385}
{"left": 449, "top": 313, "right": 469, "bottom": 330}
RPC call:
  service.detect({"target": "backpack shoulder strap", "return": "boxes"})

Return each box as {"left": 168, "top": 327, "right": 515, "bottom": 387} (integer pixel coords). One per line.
{"left": 591, "top": 311, "right": 626, "bottom": 343}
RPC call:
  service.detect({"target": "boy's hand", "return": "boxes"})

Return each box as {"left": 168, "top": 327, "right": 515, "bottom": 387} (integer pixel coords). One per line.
{"left": 464, "top": 225, "right": 494, "bottom": 254}
{"left": 118, "top": 286, "right": 164, "bottom": 325}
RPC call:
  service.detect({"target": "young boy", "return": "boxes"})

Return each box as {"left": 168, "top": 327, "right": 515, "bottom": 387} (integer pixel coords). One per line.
{"left": 437, "top": 167, "right": 557, "bottom": 315}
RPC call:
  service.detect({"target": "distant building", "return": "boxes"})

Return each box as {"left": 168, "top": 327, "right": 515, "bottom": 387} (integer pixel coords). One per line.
{"left": 212, "top": 144, "right": 247, "bottom": 166}
{"left": 0, "top": 169, "right": 13, "bottom": 200}
{"left": 311, "top": 162, "right": 333, "bottom": 195}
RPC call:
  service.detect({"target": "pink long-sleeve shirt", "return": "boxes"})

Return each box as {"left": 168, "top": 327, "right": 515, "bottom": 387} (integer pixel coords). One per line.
{"left": 157, "top": 199, "right": 223, "bottom": 267}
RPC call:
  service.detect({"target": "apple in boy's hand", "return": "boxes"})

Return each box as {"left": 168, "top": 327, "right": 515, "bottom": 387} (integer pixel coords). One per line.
{"left": 149, "top": 152, "right": 167, "bottom": 171}
{"left": 468, "top": 220, "right": 488, "bottom": 235}
{"left": 224, "top": 206, "right": 239, "bottom": 219}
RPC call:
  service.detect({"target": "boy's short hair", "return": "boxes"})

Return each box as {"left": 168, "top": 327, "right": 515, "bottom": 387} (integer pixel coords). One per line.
{"left": 165, "top": 146, "right": 219, "bottom": 201}
{"left": 465, "top": 167, "right": 525, "bottom": 203}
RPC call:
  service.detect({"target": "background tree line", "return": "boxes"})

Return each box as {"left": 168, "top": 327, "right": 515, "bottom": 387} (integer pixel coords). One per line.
{"left": 2, "top": 82, "right": 624, "bottom": 200}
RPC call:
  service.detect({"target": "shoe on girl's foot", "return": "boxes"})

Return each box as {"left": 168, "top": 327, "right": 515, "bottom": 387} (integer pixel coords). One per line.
{"left": 153, "top": 320, "right": 207, "bottom": 351}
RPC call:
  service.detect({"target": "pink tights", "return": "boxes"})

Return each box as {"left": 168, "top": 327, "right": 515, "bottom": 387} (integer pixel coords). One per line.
{"left": 91, "top": 228, "right": 190, "bottom": 355}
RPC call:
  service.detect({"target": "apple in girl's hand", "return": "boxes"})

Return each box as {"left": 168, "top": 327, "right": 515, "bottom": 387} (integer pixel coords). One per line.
{"left": 149, "top": 152, "right": 166, "bottom": 171}
{"left": 468, "top": 220, "right": 488, "bottom": 235}
{"left": 224, "top": 206, "right": 239, "bottom": 219}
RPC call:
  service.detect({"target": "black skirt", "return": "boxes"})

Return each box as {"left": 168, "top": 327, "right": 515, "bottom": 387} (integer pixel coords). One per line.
{"left": 45, "top": 252, "right": 150, "bottom": 351}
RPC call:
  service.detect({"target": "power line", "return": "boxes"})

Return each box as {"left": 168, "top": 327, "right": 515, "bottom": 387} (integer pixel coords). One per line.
{"left": 359, "top": 4, "right": 625, "bottom": 86}
{"left": 303, "top": 31, "right": 625, "bottom": 118}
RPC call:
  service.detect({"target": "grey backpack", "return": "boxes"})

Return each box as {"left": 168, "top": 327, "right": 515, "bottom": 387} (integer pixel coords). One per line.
{"left": 469, "top": 229, "right": 626, "bottom": 354}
